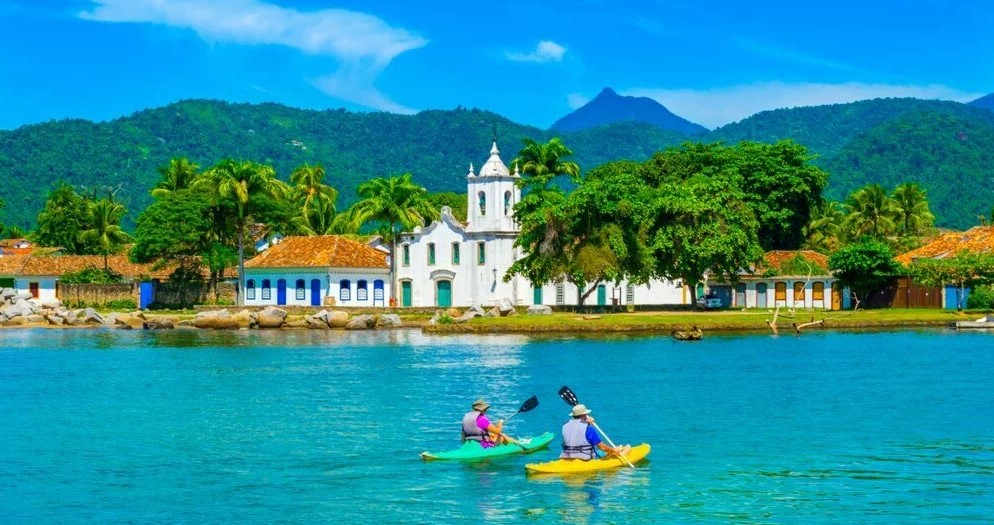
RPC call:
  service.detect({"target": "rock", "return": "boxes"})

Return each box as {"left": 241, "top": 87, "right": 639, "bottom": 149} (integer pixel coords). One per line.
{"left": 527, "top": 305, "right": 553, "bottom": 315}
{"left": 455, "top": 311, "right": 480, "bottom": 323}
{"left": 144, "top": 318, "right": 175, "bottom": 330}
{"left": 485, "top": 306, "right": 500, "bottom": 318}
{"left": 305, "top": 316, "right": 330, "bottom": 329}
{"left": 80, "top": 308, "right": 104, "bottom": 325}
{"left": 25, "top": 314, "right": 44, "bottom": 324}
{"left": 469, "top": 304, "right": 486, "bottom": 316}
{"left": 327, "top": 310, "right": 349, "bottom": 328}
{"left": 345, "top": 314, "right": 377, "bottom": 330}
{"left": 444, "top": 308, "right": 462, "bottom": 318}
{"left": 231, "top": 309, "right": 255, "bottom": 329}
{"left": 256, "top": 306, "right": 287, "bottom": 329}
{"left": 498, "top": 298, "right": 515, "bottom": 315}
{"left": 376, "top": 314, "right": 402, "bottom": 328}
{"left": 285, "top": 320, "right": 309, "bottom": 328}
{"left": 47, "top": 315, "right": 65, "bottom": 326}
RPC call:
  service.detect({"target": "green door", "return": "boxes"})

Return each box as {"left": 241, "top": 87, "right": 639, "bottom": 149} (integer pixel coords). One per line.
{"left": 597, "top": 284, "right": 606, "bottom": 306}
{"left": 401, "top": 281, "right": 412, "bottom": 307}
{"left": 437, "top": 280, "right": 452, "bottom": 307}
{"left": 533, "top": 285, "right": 543, "bottom": 305}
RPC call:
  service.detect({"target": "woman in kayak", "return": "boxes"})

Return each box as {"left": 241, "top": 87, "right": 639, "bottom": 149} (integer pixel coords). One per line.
{"left": 560, "top": 404, "right": 630, "bottom": 460}
{"left": 461, "top": 399, "right": 508, "bottom": 448}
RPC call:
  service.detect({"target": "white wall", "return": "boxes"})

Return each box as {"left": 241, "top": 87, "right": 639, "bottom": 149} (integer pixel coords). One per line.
{"left": 725, "top": 278, "right": 836, "bottom": 310}
{"left": 243, "top": 268, "right": 391, "bottom": 307}
{"left": 15, "top": 276, "right": 57, "bottom": 303}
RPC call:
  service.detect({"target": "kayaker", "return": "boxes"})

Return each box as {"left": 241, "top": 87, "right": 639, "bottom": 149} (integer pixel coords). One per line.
{"left": 560, "top": 404, "right": 630, "bottom": 460}
{"left": 461, "top": 399, "right": 508, "bottom": 448}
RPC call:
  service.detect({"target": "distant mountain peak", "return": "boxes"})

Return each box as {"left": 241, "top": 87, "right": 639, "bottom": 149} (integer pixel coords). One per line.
{"left": 969, "top": 92, "right": 994, "bottom": 111}
{"left": 551, "top": 87, "right": 707, "bottom": 135}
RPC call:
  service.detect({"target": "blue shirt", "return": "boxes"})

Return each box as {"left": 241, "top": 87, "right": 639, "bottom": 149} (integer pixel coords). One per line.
{"left": 586, "top": 425, "right": 601, "bottom": 446}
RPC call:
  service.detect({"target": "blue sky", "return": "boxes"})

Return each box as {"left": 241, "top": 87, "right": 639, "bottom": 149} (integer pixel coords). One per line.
{"left": 1, "top": 0, "right": 992, "bottom": 130}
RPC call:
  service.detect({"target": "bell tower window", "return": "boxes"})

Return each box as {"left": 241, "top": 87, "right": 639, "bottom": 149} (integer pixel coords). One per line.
{"left": 478, "top": 191, "right": 486, "bottom": 216}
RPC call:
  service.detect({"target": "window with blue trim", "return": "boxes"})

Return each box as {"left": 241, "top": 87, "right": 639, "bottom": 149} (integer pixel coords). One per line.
{"left": 295, "top": 279, "right": 306, "bottom": 300}
{"left": 339, "top": 279, "right": 351, "bottom": 301}
{"left": 357, "top": 280, "right": 368, "bottom": 301}
{"left": 262, "top": 279, "right": 271, "bottom": 300}
{"left": 246, "top": 279, "right": 256, "bottom": 300}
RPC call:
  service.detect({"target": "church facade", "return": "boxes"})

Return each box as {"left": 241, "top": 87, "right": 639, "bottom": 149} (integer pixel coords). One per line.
{"left": 394, "top": 143, "right": 688, "bottom": 308}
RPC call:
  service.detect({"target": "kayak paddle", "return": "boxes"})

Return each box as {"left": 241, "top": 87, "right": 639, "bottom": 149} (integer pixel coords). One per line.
{"left": 503, "top": 395, "right": 539, "bottom": 422}
{"left": 558, "top": 385, "right": 635, "bottom": 468}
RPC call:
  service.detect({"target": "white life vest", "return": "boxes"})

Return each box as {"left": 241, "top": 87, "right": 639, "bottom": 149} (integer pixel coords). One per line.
{"left": 560, "top": 418, "right": 595, "bottom": 459}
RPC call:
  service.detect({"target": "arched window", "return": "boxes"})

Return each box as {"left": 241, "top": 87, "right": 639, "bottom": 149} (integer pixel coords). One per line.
{"left": 262, "top": 279, "right": 272, "bottom": 300}
{"left": 373, "top": 280, "right": 385, "bottom": 304}
{"left": 504, "top": 190, "right": 512, "bottom": 215}
{"left": 478, "top": 191, "right": 486, "bottom": 216}
{"left": 295, "top": 279, "right": 306, "bottom": 300}
{"left": 402, "top": 244, "right": 410, "bottom": 267}
{"left": 477, "top": 242, "right": 486, "bottom": 265}
{"left": 427, "top": 243, "right": 436, "bottom": 266}
{"left": 451, "top": 242, "right": 460, "bottom": 264}
{"left": 357, "top": 280, "right": 368, "bottom": 301}
{"left": 339, "top": 279, "right": 351, "bottom": 301}
{"left": 246, "top": 279, "right": 257, "bottom": 300}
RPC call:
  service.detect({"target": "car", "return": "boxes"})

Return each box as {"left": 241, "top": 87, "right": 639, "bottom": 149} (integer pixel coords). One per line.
{"left": 696, "top": 294, "right": 722, "bottom": 309}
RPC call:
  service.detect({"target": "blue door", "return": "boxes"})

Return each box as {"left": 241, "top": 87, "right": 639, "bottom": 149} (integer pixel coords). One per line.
{"left": 277, "top": 279, "right": 287, "bottom": 305}
{"left": 310, "top": 279, "right": 321, "bottom": 306}
{"left": 597, "top": 284, "right": 606, "bottom": 306}
{"left": 139, "top": 281, "right": 155, "bottom": 309}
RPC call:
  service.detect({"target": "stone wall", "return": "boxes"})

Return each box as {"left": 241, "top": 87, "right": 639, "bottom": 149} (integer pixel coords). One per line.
{"left": 154, "top": 282, "right": 237, "bottom": 308}
{"left": 57, "top": 283, "right": 137, "bottom": 307}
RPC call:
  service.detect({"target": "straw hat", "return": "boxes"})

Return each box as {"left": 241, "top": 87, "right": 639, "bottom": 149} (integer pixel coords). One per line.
{"left": 472, "top": 399, "right": 490, "bottom": 411}
{"left": 570, "top": 404, "right": 592, "bottom": 417}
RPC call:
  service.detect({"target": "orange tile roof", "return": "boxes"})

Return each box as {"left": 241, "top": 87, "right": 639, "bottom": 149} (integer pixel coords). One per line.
{"left": 0, "top": 255, "right": 30, "bottom": 275}
{"left": 18, "top": 255, "right": 173, "bottom": 279}
{"left": 245, "top": 235, "right": 389, "bottom": 269}
{"left": 757, "top": 250, "right": 830, "bottom": 274}
{"left": 895, "top": 226, "right": 994, "bottom": 265}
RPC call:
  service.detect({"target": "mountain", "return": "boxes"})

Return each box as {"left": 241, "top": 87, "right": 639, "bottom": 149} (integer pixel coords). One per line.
{"left": 550, "top": 88, "right": 708, "bottom": 135}
{"left": 969, "top": 92, "right": 994, "bottom": 111}
{"left": 0, "top": 100, "right": 685, "bottom": 231}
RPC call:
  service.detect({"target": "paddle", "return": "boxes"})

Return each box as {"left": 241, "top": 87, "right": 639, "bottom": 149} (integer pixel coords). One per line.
{"left": 558, "top": 385, "right": 635, "bottom": 468}
{"left": 495, "top": 395, "right": 539, "bottom": 446}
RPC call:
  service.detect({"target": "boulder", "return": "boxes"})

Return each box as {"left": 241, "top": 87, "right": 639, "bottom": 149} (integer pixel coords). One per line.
{"left": 345, "top": 314, "right": 377, "bottom": 330}
{"left": 305, "top": 316, "right": 330, "bottom": 329}
{"left": 256, "top": 306, "right": 287, "bottom": 329}
{"left": 47, "top": 315, "right": 66, "bottom": 326}
{"left": 485, "top": 305, "right": 500, "bottom": 317}
{"left": 230, "top": 309, "right": 255, "bottom": 329}
{"left": 498, "top": 298, "right": 515, "bottom": 315}
{"left": 144, "top": 318, "right": 175, "bottom": 330}
{"left": 327, "top": 310, "right": 350, "bottom": 328}
{"left": 455, "top": 310, "right": 481, "bottom": 323}
{"left": 376, "top": 314, "right": 403, "bottom": 328}
{"left": 285, "top": 319, "right": 309, "bottom": 329}
{"left": 80, "top": 308, "right": 104, "bottom": 325}
{"left": 526, "top": 305, "right": 552, "bottom": 315}
{"left": 444, "top": 308, "right": 462, "bottom": 318}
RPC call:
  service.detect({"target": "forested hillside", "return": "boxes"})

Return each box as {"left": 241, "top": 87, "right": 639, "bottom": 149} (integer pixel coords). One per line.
{"left": 3, "top": 96, "right": 994, "bottom": 231}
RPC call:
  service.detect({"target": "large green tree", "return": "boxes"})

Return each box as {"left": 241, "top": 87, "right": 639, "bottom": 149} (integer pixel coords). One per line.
{"left": 891, "top": 182, "right": 935, "bottom": 235}
{"left": 828, "top": 238, "right": 900, "bottom": 307}
{"left": 349, "top": 173, "right": 438, "bottom": 303}
{"left": 843, "top": 184, "right": 899, "bottom": 238}
{"left": 151, "top": 157, "right": 200, "bottom": 198}
{"left": 192, "top": 159, "right": 288, "bottom": 305}
{"left": 79, "top": 197, "right": 131, "bottom": 271}
{"left": 130, "top": 190, "right": 213, "bottom": 263}
{"left": 32, "top": 182, "right": 91, "bottom": 253}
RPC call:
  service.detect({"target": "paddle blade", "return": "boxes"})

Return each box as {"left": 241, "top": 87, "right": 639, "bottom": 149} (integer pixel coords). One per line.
{"left": 518, "top": 395, "right": 539, "bottom": 414}
{"left": 558, "top": 385, "right": 579, "bottom": 406}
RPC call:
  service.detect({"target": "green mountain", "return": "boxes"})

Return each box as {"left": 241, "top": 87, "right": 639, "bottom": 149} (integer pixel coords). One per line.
{"left": 3, "top": 96, "right": 994, "bottom": 233}
{"left": 970, "top": 92, "right": 994, "bottom": 111}
{"left": 0, "top": 100, "right": 685, "bottom": 231}
{"left": 550, "top": 87, "right": 708, "bottom": 135}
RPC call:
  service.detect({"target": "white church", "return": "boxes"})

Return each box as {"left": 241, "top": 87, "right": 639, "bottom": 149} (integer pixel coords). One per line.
{"left": 394, "top": 143, "right": 689, "bottom": 308}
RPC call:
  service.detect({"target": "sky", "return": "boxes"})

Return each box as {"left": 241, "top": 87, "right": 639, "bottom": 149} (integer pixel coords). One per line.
{"left": 1, "top": 0, "right": 993, "bottom": 131}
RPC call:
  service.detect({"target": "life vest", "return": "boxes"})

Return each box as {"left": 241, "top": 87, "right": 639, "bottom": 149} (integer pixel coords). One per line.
{"left": 461, "top": 410, "right": 490, "bottom": 443}
{"left": 560, "top": 418, "right": 595, "bottom": 459}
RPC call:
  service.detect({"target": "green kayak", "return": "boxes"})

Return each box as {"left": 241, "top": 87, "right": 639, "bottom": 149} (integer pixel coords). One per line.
{"left": 420, "top": 431, "right": 555, "bottom": 461}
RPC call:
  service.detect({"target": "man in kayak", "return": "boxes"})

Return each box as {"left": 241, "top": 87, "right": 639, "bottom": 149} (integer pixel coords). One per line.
{"left": 461, "top": 399, "right": 508, "bottom": 448}
{"left": 560, "top": 404, "right": 630, "bottom": 460}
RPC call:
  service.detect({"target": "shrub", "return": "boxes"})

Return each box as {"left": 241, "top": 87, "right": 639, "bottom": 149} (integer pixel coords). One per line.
{"left": 967, "top": 285, "right": 994, "bottom": 310}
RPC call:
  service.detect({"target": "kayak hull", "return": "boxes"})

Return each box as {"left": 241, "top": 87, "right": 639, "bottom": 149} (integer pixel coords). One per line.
{"left": 420, "top": 431, "right": 554, "bottom": 461}
{"left": 525, "top": 443, "right": 651, "bottom": 474}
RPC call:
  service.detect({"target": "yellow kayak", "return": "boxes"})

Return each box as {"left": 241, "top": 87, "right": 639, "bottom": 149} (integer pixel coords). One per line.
{"left": 525, "top": 443, "right": 651, "bottom": 474}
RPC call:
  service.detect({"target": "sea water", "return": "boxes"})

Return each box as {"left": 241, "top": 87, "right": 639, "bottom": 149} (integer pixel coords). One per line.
{"left": 1, "top": 328, "right": 992, "bottom": 524}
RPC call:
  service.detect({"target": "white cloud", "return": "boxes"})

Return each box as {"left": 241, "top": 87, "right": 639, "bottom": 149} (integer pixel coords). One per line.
{"left": 79, "top": 0, "right": 426, "bottom": 112}
{"left": 566, "top": 93, "right": 590, "bottom": 109}
{"left": 626, "top": 82, "right": 985, "bottom": 129}
{"left": 505, "top": 40, "right": 566, "bottom": 63}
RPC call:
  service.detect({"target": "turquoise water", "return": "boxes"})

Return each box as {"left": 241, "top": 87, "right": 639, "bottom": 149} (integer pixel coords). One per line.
{"left": 1, "top": 328, "right": 992, "bottom": 524}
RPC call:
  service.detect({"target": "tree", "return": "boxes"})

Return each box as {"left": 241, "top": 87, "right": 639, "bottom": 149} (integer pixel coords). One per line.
{"left": 32, "top": 182, "right": 91, "bottom": 253}
{"left": 130, "top": 190, "right": 213, "bottom": 263}
{"left": 193, "top": 159, "right": 289, "bottom": 306}
{"left": 891, "top": 182, "right": 935, "bottom": 235}
{"left": 804, "top": 200, "right": 847, "bottom": 253}
{"left": 510, "top": 137, "right": 581, "bottom": 188}
{"left": 79, "top": 197, "right": 131, "bottom": 271}
{"left": 907, "top": 251, "right": 994, "bottom": 311}
{"left": 425, "top": 192, "right": 468, "bottom": 223}
{"left": 349, "top": 173, "right": 438, "bottom": 303}
{"left": 151, "top": 157, "right": 200, "bottom": 198}
{"left": 290, "top": 163, "right": 338, "bottom": 223}
{"left": 828, "top": 238, "right": 900, "bottom": 307}
{"left": 734, "top": 140, "right": 827, "bottom": 250}
{"left": 843, "top": 184, "right": 899, "bottom": 238}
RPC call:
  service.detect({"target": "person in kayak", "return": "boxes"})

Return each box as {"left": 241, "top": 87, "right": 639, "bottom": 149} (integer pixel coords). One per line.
{"left": 560, "top": 404, "right": 630, "bottom": 460}
{"left": 461, "top": 399, "right": 508, "bottom": 448}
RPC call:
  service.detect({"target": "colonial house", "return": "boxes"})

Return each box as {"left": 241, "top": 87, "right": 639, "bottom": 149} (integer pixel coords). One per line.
{"left": 707, "top": 250, "right": 845, "bottom": 310}
{"left": 895, "top": 225, "right": 994, "bottom": 309}
{"left": 242, "top": 235, "right": 390, "bottom": 307}
{"left": 395, "top": 142, "right": 686, "bottom": 308}
{"left": 5, "top": 255, "right": 170, "bottom": 303}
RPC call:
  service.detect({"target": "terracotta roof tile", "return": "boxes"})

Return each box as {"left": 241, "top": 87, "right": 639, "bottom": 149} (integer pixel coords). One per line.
{"left": 245, "top": 235, "right": 389, "bottom": 269}
{"left": 18, "top": 255, "right": 172, "bottom": 279}
{"left": 895, "top": 226, "right": 994, "bottom": 265}
{"left": 754, "top": 250, "right": 831, "bottom": 275}
{"left": 0, "top": 255, "right": 30, "bottom": 276}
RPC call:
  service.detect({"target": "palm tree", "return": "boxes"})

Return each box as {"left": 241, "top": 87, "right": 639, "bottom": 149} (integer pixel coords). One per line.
{"left": 511, "top": 137, "right": 581, "bottom": 191}
{"left": 290, "top": 163, "right": 338, "bottom": 221}
{"left": 804, "top": 200, "right": 846, "bottom": 253}
{"left": 291, "top": 196, "right": 356, "bottom": 236}
{"left": 79, "top": 197, "right": 131, "bottom": 271}
{"left": 193, "top": 159, "right": 288, "bottom": 305}
{"left": 843, "top": 184, "right": 899, "bottom": 238}
{"left": 891, "top": 182, "right": 934, "bottom": 235}
{"left": 349, "top": 173, "right": 438, "bottom": 304}
{"left": 151, "top": 157, "right": 200, "bottom": 198}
